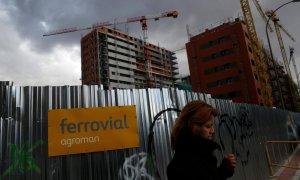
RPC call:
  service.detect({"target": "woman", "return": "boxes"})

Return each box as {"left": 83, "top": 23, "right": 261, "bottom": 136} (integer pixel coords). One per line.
{"left": 167, "top": 100, "right": 236, "bottom": 180}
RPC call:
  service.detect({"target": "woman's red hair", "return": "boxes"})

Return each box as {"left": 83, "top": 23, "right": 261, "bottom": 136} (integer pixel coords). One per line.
{"left": 171, "top": 100, "right": 217, "bottom": 150}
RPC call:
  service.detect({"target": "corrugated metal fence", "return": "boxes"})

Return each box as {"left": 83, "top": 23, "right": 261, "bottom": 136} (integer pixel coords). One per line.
{"left": 1, "top": 84, "right": 300, "bottom": 180}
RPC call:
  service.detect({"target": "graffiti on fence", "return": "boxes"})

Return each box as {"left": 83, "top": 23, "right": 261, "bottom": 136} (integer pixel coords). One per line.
{"left": 218, "top": 106, "right": 253, "bottom": 166}
{"left": 118, "top": 152, "right": 154, "bottom": 180}
{"left": 0, "top": 139, "right": 43, "bottom": 179}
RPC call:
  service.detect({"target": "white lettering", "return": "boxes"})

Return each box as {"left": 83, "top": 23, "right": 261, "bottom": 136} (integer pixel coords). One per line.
{"left": 60, "top": 136, "right": 100, "bottom": 147}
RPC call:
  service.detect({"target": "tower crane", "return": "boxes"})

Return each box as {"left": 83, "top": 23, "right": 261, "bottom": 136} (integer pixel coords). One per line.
{"left": 251, "top": 0, "right": 273, "bottom": 32}
{"left": 250, "top": 0, "right": 298, "bottom": 110}
{"left": 252, "top": 1, "right": 296, "bottom": 80}
{"left": 251, "top": 0, "right": 296, "bottom": 42}
{"left": 240, "top": 0, "right": 273, "bottom": 106}
{"left": 43, "top": 10, "right": 178, "bottom": 88}
{"left": 43, "top": 11, "right": 178, "bottom": 37}
{"left": 265, "top": 10, "right": 295, "bottom": 80}
{"left": 252, "top": 0, "right": 296, "bottom": 75}
{"left": 172, "top": 47, "right": 186, "bottom": 52}
{"left": 267, "top": 11, "right": 299, "bottom": 111}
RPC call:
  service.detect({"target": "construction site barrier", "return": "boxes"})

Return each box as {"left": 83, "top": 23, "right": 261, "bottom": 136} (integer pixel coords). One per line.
{"left": 1, "top": 83, "right": 300, "bottom": 180}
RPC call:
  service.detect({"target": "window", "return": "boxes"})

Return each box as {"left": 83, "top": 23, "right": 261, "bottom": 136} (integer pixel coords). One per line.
{"left": 218, "top": 36, "right": 226, "bottom": 43}
{"left": 248, "top": 46, "right": 252, "bottom": 53}
{"left": 220, "top": 50, "right": 227, "bottom": 56}
{"left": 202, "top": 48, "right": 234, "bottom": 62}
{"left": 206, "top": 76, "right": 239, "bottom": 88}
{"left": 204, "top": 62, "right": 235, "bottom": 75}
{"left": 192, "top": 51, "right": 197, "bottom": 60}
{"left": 257, "top": 88, "right": 261, "bottom": 95}
{"left": 251, "top": 59, "right": 255, "bottom": 66}
{"left": 229, "top": 91, "right": 241, "bottom": 98}
{"left": 204, "top": 68, "right": 215, "bottom": 75}
{"left": 200, "top": 35, "right": 230, "bottom": 49}
{"left": 200, "top": 43, "right": 209, "bottom": 49}
{"left": 213, "top": 91, "right": 241, "bottom": 99}
{"left": 224, "top": 63, "right": 231, "bottom": 70}
{"left": 212, "top": 91, "right": 242, "bottom": 99}
{"left": 220, "top": 48, "right": 234, "bottom": 56}
{"left": 207, "top": 81, "right": 219, "bottom": 88}
{"left": 211, "top": 53, "right": 219, "bottom": 59}
{"left": 245, "top": 32, "right": 249, "bottom": 39}
{"left": 202, "top": 56, "right": 211, "bottom": 61}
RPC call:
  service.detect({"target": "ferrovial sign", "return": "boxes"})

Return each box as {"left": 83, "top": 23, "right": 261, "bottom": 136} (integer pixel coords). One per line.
{"left": 48, "top": 105, "right": 139, "bottom": 156}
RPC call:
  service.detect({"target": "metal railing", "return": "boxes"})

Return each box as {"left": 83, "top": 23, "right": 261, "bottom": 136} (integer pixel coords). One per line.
{"left": 264, "top": 140, "right": 300, "bottom": 178}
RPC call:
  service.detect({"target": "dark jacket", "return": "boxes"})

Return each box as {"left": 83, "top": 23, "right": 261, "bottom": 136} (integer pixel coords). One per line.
{"left": 167, "top": 131, "right": 234, "bottom": 180}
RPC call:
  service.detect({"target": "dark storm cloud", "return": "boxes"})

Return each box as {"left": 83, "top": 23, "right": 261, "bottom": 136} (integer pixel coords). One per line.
{"left": 2, "top": 0, "right": 153, "bottom": 53}
{"left": 2, "top": 0, "right": 239, "bottom": 52}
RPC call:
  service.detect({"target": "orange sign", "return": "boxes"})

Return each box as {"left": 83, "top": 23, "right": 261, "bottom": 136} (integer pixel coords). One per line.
{"left": 48, "top": 105, "right": 139, "bottom": 156}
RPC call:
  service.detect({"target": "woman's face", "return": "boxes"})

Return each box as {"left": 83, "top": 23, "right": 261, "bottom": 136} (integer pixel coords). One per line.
{"left": 192, "top": 115, "right": 215, "bottom": 140}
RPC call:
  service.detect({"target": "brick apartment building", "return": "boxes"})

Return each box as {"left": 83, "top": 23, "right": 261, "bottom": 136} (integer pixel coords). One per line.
{"left": 186, "top": 18, "right": 269, "bottom": 105}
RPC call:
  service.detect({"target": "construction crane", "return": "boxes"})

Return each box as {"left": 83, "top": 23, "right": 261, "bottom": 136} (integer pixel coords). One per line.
{"left": 252, "top": 0, "right": 296, "bottom": 71}
{"left": 289, "top": 47, "right": 300, "bottom": 92}
{"left": 251, "top": 0, "right": 298, "bottom": 110}
{"left": 251, "top": 0, "right": 273, "bottom": 32}
{"left": 43, "top": 10, "right": 178, "bottom": 88}
{"left": 43, "top": 11, "right": 178, "bottom": 37}
{"left": 240, "top": 0, "right": 273, "bottom": 106}
{"left": 265, "top": 10, "right": 295, "bottom": 80}
{"left": 186, "top": 24, "right": 192, "bottom": 40}
{"left": 268, "top": 11, "right": 299, "bottom": 111}
{"left": 251, "top": 0, "right": 298, "bottom": 111}
{"left": 172, "top": 47, "right": 186, "bottom": 52}
{"left": 251, "top": 0, "right": 296, "bottom": 43}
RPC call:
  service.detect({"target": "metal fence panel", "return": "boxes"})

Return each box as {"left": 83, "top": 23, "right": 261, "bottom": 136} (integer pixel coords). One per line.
{"left": 1, "top": 84, "right": 299, "bottom": 180}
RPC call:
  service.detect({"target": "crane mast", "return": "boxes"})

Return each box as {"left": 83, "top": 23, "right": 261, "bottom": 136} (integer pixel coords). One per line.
{"left": 289, "top": 47, "right": 300, "bottom": 92}
{"left": 240, "top": 0, "right": 273, "bottom": 106}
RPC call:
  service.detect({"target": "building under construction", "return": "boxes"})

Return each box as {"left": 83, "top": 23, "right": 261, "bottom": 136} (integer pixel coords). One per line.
{"left": 262, "top": 46, "right": 299, "bottom": 111}
{"left": 81, "top": 26, "right": 179, "bottom": 89}
{"left": 186, "top": 18, "right": 271, "bottom": 106}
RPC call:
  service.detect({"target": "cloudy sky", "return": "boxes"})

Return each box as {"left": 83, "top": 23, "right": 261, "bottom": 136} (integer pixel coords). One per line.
{"left": 0, "top": 0, "right": 299, "bottom": 86}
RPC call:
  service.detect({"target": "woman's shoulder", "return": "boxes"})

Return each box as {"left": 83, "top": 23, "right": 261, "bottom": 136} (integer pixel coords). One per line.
{"left": 167, "top": 152, "right": 197, "bottom": 180}
{"left": 168, "top": 150, "right": 207, "bottom": 171}
{"left": 167, "top": 151, "right": 219, "bottom": 180}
